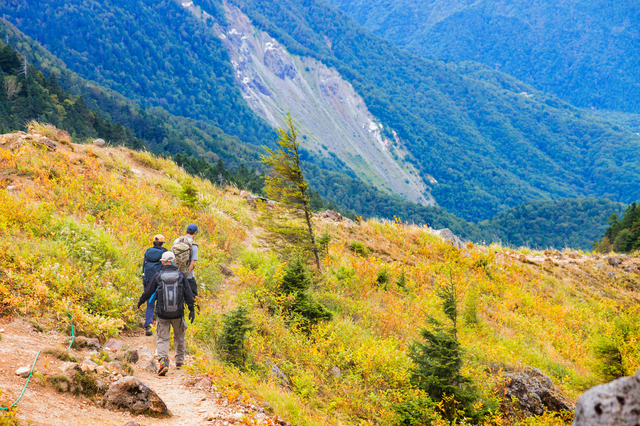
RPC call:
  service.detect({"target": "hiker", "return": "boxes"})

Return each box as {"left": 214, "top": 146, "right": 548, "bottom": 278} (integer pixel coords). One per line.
{"left": 142, "top": 234, "right": 168, "bottom": 336}
{"left": 172, "top": 224, "right": 199, "bottom": 299}
{"left": 137, "top": 251, "right": 195, "bottom": 376}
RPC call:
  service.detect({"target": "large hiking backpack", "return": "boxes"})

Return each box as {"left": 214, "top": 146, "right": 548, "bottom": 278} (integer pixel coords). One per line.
{"left": 142, "top": 247, "right": 166, "bottom": 285}
{"left": 156, "top": 269, "right": 184, "bottom": 318}
{"left": 172, "top": 236, "right": 193, "bottom": 275}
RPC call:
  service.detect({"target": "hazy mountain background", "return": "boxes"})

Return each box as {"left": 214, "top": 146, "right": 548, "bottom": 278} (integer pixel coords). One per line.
{"left": 327, "top": 0, "right": 640, "bottom": 114}
{"left": 0, "top": 0, "right": 636, "bottom": 248}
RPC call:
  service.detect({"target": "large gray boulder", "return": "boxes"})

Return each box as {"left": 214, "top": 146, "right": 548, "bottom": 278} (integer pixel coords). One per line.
{"left": 501, "top": 367, "right": 573, "bottom": 420}
{"left": 573, "top": 368, "right": 640, "bottom": 425}
{"left": 102, "top": 376, "right": 169, "bottom": 417}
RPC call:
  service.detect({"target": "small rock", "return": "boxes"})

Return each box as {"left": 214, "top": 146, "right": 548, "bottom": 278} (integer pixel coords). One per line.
{"left": 607, "top": 271, "right": 616, "bottom": 279}
{"left": 196, "top": 377, "right": 212, "bottom": 390}
{"left": 46, "top": 330, "right": 59, "bottom": 335}
{"left": 266, "top": 360, "right": 291, "bottom": 391}
{"left": 80, "top": 359, "right": 99, "bottom": 373}
{"left": 96, "top": 379, "right": 109, "bottom": 393}
{"left": 127, "top": 349, "right": 139, "bottom": 364}
{"left": 93, "top": 138, "right": 106, "bottom": 147}
{"left": 138, "top": 347, "right": 154, "bottom": 358}
{"left": 16, "top": 367, "right": 31, "bottom": 378}
{"left": 96, "top": 366, "right": 106, "bottom": 375}
{"left": 38, "top": 137, "right": 57, "bottom": 151}
{"left": 329, "top": 367, "right": 341, "bottom": 378}
{"left": 220, "top": 266, "right": 237, "bottom": 277}
{"left": 103, "top": 376, "right": 170, "bottom": 417}
{"left": 122, "top": 422, "right": 140, "bottom": 426}
{"left": 607, "top": 257, "right": 622, "bottom": 267}
{"left": 103, "top": 338, "right": 124, "bottom": 353}
{"left": 227, "top": 413, "right": 244, "bottom": 422}
{"left": 204, "top": 412, "right": 217, "bottom": 421}
{"left": 141, "top": 357, "right": 157, "bottom": 373}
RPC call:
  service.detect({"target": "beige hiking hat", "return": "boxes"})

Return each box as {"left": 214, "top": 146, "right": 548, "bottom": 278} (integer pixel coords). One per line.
{"left": 153, "top": 234, "right": 165, "bottom": 243}
{"left": 161, "top": 251, "right": 175, "bottom": 262}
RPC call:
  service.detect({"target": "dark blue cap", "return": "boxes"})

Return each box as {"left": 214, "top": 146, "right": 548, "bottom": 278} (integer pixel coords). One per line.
{"left": 187, "top": 224, "right": 198, "bottom": 234}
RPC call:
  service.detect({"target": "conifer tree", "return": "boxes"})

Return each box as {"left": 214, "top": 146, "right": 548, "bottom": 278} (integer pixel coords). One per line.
{"left": 409, "top": 272, "right": 479, "bottom": 423}
{"left": 261, "top": 114, "right": 322, "bottom": 271}
{"left": 279, "top": 257, "right": 332, "bottom": 331}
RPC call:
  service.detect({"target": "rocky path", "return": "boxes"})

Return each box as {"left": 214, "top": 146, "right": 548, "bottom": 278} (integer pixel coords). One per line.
{"left": 0, "top": 318, "right": 278, "bottom": 426}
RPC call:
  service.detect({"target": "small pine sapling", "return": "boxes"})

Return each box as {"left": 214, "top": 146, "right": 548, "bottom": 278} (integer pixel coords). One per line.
{"left": 408, "top": 272, "right": 481, "bottom": 423}
{"left": 219, "top": 306, "right": 253, "bottom": 368}
{"left": 279, "top": 257, "right": 332, "bottom": 331}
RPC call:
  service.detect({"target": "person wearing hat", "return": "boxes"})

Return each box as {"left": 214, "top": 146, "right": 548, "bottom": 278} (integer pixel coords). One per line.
{"left": 142, "top": 234, "right": 168, "bottom": 335}
{"left": 137, "top": 251, "right": 195, "bottom": 376}
{"left": 172, "top": 224, "right": 199, "bottom": 298}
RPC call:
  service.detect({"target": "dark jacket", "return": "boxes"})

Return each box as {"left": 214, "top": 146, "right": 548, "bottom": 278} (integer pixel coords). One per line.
{"left": 142, "top": 246, "right": 168, "bottom": 287}
{"left": 138, "top": 265, "right": 194, "bottom": 320}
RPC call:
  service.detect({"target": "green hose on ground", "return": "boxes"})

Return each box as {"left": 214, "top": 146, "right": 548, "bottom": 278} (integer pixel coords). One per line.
{"left": 0, "top": 313, "right": 75, "bottom": 410}
{"left": 67, "top": 312, "right": 75, "bottom": 351}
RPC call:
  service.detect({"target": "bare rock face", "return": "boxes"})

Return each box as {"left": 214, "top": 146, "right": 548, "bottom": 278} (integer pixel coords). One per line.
{"left": 500, "top": 367, "right": 573, "bottom": 420}
{"left": 0, "top": 132, "right": 27, "bottom": 150}
{"left": 263, "top": 46, "right": 296, "bottom": 80}
{"left": 573, "top": 368, "right": 640, "bottom": 426}
{"left": 103, "top": 376, "right": 170, "bottom": 417}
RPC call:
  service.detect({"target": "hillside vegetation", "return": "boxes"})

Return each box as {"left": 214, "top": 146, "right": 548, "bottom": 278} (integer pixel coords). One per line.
{"left": 327, "top": 0, "right": 640, "bottom": 114}
{"left": 3, "top": 0, "right": 640, "bottom": 221}
{"left": 1, "top": 128, "right": 639, "bottom": 425}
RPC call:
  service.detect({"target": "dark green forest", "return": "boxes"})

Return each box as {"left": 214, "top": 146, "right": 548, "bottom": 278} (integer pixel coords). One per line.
{"left": 595, "top": 203, "right": 640, "bottom": 254}
{"left": 2, "top": 0, "right": 640, "bottom": 222}
{"left": 327, "top": 0, "right": 640, "bottom": 114}
{"left": 0, "top": 0, "right": 274, "bottom": 148}
{"left": 481, "top": 198, "right": 624, "bottom": 250}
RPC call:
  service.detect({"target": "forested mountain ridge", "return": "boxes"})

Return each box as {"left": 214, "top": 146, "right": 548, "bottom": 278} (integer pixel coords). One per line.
{"left": 3, "top": 0, "right": 640, "bottom": 222}
{"left": 327, "top": 0, "right": 640, "bottom": 114}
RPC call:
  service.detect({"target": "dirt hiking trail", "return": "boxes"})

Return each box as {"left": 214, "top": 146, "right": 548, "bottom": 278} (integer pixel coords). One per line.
{"left": 0, "top": 318, "right": 282, "bottom": 426}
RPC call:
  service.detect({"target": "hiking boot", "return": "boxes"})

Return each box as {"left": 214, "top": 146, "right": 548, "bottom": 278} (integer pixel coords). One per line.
{"left": 176, "top": 362, "right": 183, "bottom": 369}
{"left": 145, "top": 328, "right": 152, "bottom": 336}
{"left": 158, "top": 357, "right": 169, "bottom": 376}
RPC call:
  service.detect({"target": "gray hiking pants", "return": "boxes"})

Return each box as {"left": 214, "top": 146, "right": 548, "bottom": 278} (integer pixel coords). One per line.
{"left": 156, "top": 317, "right": 188, "bottom": 364}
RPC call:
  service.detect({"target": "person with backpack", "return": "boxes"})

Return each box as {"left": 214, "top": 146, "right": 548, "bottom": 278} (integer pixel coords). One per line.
{"left": 137, "top": 251, "right": 195, "bottom": 376}
{"left": 142, "top": 234, "right": 168, "bottom": 336}
{"left": 172, "top": 224, "right": 199, "bottom": 299}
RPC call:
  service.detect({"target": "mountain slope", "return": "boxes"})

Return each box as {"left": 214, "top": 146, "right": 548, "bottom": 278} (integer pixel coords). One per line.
{"left": 2, "top": 133, "right": 639, "bottom": 425}
{"left": 218, "top": 0, "right": 640, "bottom": 221}
{"left": 327, "top": 0, "right": 640, "bottom": 114}
{"left": 3, "top": 0, "right": 640, "bottom": 221}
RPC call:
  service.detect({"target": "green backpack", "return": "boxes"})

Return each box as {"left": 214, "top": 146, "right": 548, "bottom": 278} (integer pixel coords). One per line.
{"left": 171, "top": 236, "right": 193, "bottom": 275}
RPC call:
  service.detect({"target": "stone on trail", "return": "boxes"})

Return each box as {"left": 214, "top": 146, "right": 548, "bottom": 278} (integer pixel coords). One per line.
{"left": 127, "top": 349, "right": 139, "bottom": 364}
{"left": 103, "top": 376, "right": 170, "bottom": 417}
{"left": 574, "top": 367, "right": 640, "bottom": 426}
{"left": 80, "top": 359, "right": 99, "bottom": 373}
{"left": 122, "top": 422, "right": 140, "bottom": 426}
{"left": 15, "top": 366, "right": 31, "bottom": 378}
{"left": 196, "top": 377, "right": 211, "bottom": 390}
{"left": 103, "top": 338, "right": 124, "bottom": 353}
{"left": 141, "top": 357, "right": 157, "bottom": 373}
